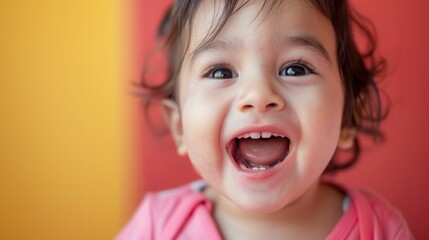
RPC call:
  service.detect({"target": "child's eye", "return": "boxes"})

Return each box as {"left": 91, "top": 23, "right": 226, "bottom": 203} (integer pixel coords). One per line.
{"left": 279, "top": 63, "right": 313, "bottom": 77}
{"left": 206, "top": 67, "right": 238, "bottom": 79}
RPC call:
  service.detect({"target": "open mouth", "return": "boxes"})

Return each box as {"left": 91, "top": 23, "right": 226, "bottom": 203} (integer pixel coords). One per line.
{"left": 229, "top": 132, "right": 290, "bottom": 171}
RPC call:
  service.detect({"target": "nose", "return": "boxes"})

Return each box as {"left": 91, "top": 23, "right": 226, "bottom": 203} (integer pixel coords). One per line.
{"left": 237, "top": 79, "right": 285, "bottom": 112}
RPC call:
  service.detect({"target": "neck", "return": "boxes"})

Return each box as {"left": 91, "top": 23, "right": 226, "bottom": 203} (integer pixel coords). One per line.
{"left": 205, "top": 181, "right": 344, "bottom": 240}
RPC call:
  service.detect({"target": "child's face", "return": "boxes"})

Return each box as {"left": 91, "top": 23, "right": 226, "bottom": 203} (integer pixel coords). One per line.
{"left": 165, "top": 0, "right": 346, "bottom": 213}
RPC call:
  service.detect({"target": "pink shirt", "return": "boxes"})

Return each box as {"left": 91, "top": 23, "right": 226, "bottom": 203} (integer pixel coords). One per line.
{"left": 117, "top": 180, "right": 413, "bottom": 239}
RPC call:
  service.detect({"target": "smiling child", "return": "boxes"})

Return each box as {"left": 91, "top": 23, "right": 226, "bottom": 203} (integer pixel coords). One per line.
{"left": 118, "top": 0, "right": 413, "bottom": 239}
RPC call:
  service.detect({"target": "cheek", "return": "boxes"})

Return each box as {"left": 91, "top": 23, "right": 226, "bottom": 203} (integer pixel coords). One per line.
{"left": 180, "top": 88, "right": 227, "bottom": 171}
{"left": 179, "top": 80, "right": 233, "bottom": 148}
{"left": 294, "top": 82, "right": 344, "bottom": 166}
{"left": 305, "top": 93, "right": 343, "bottom": 135}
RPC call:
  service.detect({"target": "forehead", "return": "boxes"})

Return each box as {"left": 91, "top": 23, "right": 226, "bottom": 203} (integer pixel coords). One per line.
{"left": 186, "top": 0, "right": 336, "bottom": 60}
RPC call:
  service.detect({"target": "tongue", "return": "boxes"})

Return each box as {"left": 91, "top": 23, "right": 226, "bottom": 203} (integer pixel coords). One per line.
{"left": 238, "top": 137, "right": 289, "bottom": 166}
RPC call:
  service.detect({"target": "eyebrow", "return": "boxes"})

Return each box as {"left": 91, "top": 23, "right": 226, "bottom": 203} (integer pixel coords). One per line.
{"left": 190, "top": 37, "right": 241, "bottom": 64}
{"left": 189, "top": 34, "right": 332, "bottom": 64}
{"left": 278, "top": 34, "right": 332, "bottom": 64}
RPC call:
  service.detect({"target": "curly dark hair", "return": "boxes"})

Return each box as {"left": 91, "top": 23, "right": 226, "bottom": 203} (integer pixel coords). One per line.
{"left": 138, "top": 0, "right": 387, "bottom": 174}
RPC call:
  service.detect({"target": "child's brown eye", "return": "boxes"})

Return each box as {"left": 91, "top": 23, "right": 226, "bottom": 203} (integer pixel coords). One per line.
{"left": 208, "top": 68, "right": 238, "bottom": 79}
{"left": 279, "top": 64, "right": 312, "bottom": 77}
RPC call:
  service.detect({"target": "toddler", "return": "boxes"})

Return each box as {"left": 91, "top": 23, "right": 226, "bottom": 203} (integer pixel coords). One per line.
{"left": 118, "top": 0, "right": 413, "bottom": 239}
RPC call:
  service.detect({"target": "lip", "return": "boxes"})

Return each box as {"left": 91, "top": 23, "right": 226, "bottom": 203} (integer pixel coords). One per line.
{"left": 226, "top": 125, "right": 291, "bottom": 180}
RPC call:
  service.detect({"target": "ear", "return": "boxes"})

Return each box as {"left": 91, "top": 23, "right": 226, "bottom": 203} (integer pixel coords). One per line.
{"left": 161, "top": 99, "right": 187, "bottom": 156}
{"left": 337, "top": 127, "right": 357, "bottom": 149}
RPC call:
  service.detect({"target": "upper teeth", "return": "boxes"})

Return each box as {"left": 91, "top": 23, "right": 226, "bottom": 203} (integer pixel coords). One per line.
{"left": 237, "top": 132, "right": 282, "bottom": 139}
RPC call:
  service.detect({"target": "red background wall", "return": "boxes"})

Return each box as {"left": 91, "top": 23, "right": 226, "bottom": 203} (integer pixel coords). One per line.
{"left": 131, "top": 0, "right": 429, "bottom": 238}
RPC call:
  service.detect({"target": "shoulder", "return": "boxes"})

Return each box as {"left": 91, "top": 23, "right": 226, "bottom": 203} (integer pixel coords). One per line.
{"left": 332, "top": 182, "right": 414, "bottom": 240}
{"left": 116, "top": 180, "right": 210, "bottom": 240}
{"left": 145, "top": 180, "right": 208, "bottom": 212}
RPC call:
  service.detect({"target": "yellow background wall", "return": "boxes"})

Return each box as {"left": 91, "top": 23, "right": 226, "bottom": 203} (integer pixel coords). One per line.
{"left": 0, "top": 1, "right": 129, "bottom": 239}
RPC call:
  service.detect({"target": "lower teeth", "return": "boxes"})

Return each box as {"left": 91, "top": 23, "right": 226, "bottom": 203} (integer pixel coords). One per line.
{"left": 239, "top": 159, "right": 270, "bottom": 171}
{"left": 252, "top": 166, "right": 266, "bottom": 170}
